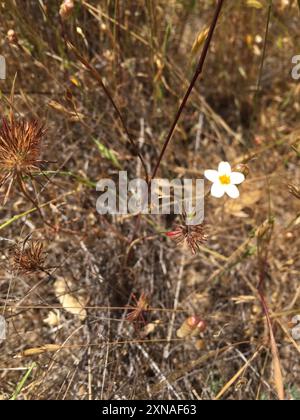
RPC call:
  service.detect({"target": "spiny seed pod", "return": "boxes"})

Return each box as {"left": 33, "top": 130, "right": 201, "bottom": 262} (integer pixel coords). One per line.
{"left": 7, "top": 29, "right": 18, "bottom": 44}
{"left": 59, "top": 0, "right": 75, "bottom": 20}
{"left": 233, "top": 163, "right": 250, "bottom": 178}
{"left": 288, "top": 184, "right": 300, "bottom": 200}
{"left": 176, "top": 316, "right": 207, "bottom": 339}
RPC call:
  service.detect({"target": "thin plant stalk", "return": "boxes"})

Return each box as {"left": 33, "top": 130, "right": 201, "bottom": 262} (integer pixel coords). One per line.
{"left": 151, "top": 0, "right": 225, "bottom": 181}
{"left": 61, "top": 29, "right": 149, "bottom": 183}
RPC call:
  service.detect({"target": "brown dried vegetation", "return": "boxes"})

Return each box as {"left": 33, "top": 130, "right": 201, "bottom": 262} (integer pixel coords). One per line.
{"left": 0, "top": 0, "right": 299, "bottom": 401}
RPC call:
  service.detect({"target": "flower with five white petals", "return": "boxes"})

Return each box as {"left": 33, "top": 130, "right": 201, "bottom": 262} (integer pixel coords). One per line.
{"left": 204, "top": 162, "right": 245, "bottom": 199}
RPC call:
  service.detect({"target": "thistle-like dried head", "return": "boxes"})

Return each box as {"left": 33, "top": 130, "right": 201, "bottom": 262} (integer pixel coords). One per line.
{"left": 0, "top": 117, "right": 45, "bottom": 174}
{"left": 167, "top": 222, "right": 207, "bottom": 255}
{"left": 0, "top": 116, "right": 46, "bottom": 202}
{"left": 12, "top": 241, "right": 47, "bottom": 275}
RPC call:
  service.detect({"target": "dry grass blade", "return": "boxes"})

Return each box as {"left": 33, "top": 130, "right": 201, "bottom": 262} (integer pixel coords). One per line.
{"left": 136, "top": 342, "right": 250, "bottom": 399}
{"left": 257, "top": 218, "right": 285, "bottom": 401}
{"left": 64, "top": 40, "right": 149, "bottom": 183}
{"left": 264, "top": 301, "right": 285, "bottom": 401}
{"left": 215, "top": 347, "right": 262, "bottom": 400}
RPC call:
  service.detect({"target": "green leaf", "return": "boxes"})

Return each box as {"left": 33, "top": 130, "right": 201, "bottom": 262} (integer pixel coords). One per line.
{"left": 93, "top": 138, "right": 121, "bottom": 169}
{"left": 10, "top": 363, "right": 36, "bottom": 400}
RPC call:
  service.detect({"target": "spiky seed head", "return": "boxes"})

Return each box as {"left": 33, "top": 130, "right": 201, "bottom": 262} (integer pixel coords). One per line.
{"left": 12, "top": 241, "right": 47, "bottom": 274}
{"left": 0, "top": 116, "right": 46, "bottom": 195}
{"left": 167, "top": 223, "right": 207, "bottom": 255}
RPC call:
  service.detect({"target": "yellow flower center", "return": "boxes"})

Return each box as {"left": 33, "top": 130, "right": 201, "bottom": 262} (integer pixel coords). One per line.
{"left": 219, "top": 174, "right": 231, "bottom": 185}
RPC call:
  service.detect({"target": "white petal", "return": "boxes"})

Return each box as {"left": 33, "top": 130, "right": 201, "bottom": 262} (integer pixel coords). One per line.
{"left": 225, "top": 184, "right": 240, "bottom": 199}
{"left": 211, "top": 183, "right": 225, "bottom": 198}
{"left": 218, "top": 161, "right": 231, "bottom": 175}
{"left": 204, "top": 170, "right": 219, "bottom": 183}
{"left": 230, "top": 172, "right": 245, "bottom": 185}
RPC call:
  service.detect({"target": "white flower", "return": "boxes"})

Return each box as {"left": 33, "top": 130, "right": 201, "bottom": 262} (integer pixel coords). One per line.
{"left": 204, "top": 162, "right": 245, "bottom": 199}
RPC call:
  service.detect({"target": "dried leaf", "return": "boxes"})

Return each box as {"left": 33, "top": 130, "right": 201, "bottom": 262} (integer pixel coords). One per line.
{"left": 140, "top": 320, "right": 161, "bottom": 338}
{"left": 43, "top": 310, "right": 61, "bottom": 327}
{"left": 231, "top": 295, "right": 256, "bottom": 305}
{"left": 16, "top": 344, "right": 61, "bottom": 358}
{"left": 54, "top": 277, "right": 87, "bottom": 321}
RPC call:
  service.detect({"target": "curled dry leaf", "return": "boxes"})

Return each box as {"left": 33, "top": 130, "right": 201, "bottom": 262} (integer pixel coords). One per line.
{"left": 43, "top": 310, "right": 61, "bottom": 327}
{"left": 140, "top": 320, "right": 161, "bottom": 338}
{"left": 54, "top": 277, "right": 87, "bottom": 321}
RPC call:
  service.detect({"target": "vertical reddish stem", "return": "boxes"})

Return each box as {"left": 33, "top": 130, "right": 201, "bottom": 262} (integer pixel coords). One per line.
{"left": 151, "top": 0, "right": 225, "bottom": 181}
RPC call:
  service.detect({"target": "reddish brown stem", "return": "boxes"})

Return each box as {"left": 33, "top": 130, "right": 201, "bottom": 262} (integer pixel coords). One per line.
{"left": 151, "top": 0, "right": 225, "bottom": 181}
